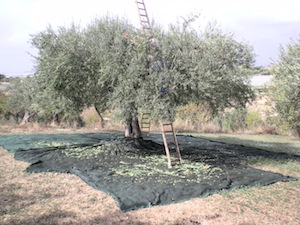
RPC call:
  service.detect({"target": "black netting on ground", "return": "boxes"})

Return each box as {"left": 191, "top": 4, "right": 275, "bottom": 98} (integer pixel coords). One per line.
{"left": 0, "top": 133, "right": 298, "bottom": 211}
{"left": 0, "top": 132, "right": 123, "bottom": 152}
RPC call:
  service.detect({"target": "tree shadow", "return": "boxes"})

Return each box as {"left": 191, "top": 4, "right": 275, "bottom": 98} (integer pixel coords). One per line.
{"left": 197, "top": 134, "right": 300, "bottom": 155}
{"left": 173, "top": 135, "right": 300, "bottom": 169}
{"left": 1, "top": 210, "right": 148, "bottom": 225}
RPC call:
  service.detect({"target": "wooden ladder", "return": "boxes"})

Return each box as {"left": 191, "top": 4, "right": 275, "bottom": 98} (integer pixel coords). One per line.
{"left": 135, "top": 0, "right": 151, "bottom": 30}
{"left": 141, "top": 112, "right": 151, "bottom": 133}
{"left": 160, "top": 122, "right": 183, "bottom": 168}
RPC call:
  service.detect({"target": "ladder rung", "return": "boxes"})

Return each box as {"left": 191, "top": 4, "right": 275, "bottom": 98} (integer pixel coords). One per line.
{"left": 141, "top": 111, "right": 151, "bottom": 133}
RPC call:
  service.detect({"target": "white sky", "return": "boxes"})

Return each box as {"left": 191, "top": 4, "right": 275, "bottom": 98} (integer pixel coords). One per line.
{"left": 1, "top": 0, "right": 300, "bottom": 77}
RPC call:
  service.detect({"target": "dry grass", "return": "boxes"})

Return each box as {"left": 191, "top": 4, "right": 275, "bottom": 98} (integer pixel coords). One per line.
{"left": 1, "top": 130, "right": 300, "bottom": 224}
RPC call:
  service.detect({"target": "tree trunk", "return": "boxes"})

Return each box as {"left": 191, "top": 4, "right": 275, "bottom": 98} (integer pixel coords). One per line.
{"left": 124, "top": 111, "right": 142, "bottom": 139}
{"left": 21, "top": 111, "right": 32, "bottom": 125}
{"left": 296, "top": 124, "right": 300, "bottom": 138}
{"left": 52, "top": 113, "right": 60, "bottom": 126}
{"left": 94, "top": 104, "right": 105, "bottom": 128}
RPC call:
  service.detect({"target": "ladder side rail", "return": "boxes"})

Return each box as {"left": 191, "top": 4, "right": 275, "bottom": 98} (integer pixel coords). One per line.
{"left": 160, "top": 122, "right": 172, "bottom": 168}
{"left": 170, "top": 123, "right": 183, "bottom": 164}
{"left": 135, "top": 0, "right": 151, "bottom": 29}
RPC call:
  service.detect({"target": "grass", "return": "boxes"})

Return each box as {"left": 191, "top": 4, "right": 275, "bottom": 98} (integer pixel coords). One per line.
{"left": 1, "top": 131, "right": 300, "bottom": 224}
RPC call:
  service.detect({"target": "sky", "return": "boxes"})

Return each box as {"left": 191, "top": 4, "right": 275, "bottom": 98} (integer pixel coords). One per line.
{"left": 1, "top": 0, "right": 300, "bottom": 77}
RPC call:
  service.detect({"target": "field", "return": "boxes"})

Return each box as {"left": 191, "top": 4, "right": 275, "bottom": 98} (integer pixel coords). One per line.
{"left": 0, "top": 129, "right": 300, "bottom": 225}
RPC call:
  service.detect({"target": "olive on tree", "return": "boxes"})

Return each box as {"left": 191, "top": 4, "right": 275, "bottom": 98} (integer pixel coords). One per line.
{"left": 270, "top": 37, "right": 300, "bottom": 136}
{"left": 30, "top": 16, "right": 255, "bottom": 138}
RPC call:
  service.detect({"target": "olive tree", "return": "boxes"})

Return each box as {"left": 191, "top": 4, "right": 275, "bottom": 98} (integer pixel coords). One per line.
{"left": 31, "top": 16, "right": 255, "bottom": 138}
{"left": 0, "top": 74, "right": 6, "bottom": 81}
{"left": 5, "top": 77, "right": 36, "bottom": 124}
{"left": 270, "top": 37, "right": 300, "bottom": 136}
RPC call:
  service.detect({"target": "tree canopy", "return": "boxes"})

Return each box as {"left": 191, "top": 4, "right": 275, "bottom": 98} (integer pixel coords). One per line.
{"left": 0, "top": 74, "right": 6, "bottom": 81}
{"left": 30, "top": 16, "right": 255, "bottom": 137}
{"left": 271, "top": 37, "right": 300, "bottom": 136}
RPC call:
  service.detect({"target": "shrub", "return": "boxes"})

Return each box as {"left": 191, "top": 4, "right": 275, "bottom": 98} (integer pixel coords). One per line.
{"left": 245, "top": 110, "right": 263, "bottom": 129}
{"left": 270, "top": 38, "right": 300, "bottom": 137}
{"left": 201, "top": 122, "right": 221, "bottom": 133}
{"left": 217, "top": 107, "right": 247, "bottom": 132}
{"left": 82, "top": 108, "right": 100, "bottom": 127}
{"left": 176, "top": 103, "right": 212, "bottom": 130}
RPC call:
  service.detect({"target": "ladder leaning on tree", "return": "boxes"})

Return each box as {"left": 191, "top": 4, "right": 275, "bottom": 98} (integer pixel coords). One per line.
{"left": 135, "top": 0, "right": 183, "bottom": 168}
{"left": 135, "top": 0, "right": 151, "bottom": 30}
{"left": 140, "top": 112, "right": 151, "bottom": 133}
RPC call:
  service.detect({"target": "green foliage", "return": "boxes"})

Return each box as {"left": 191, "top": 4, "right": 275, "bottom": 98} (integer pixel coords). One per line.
{"left": 29, "top": 15, "right": 256, "bottom": 132}
{"left": 215, "top": 108, "right": 263, "bottom": 132}
{"left": 0, "top": 91, "right": 8, "bottom": 115}
{"left": 176, "top": 103, "right": 212, "bottom": 129}
{"left": 217, "top": 107, "right": 247, "bottom": 132}
{"left": 270, "top": 37, "right": 300, "bottom": 136}
{"left": 82, "top": 109, "right": 100, "bottom": 127}
{"left": 254, "top": 66, "right": 271, "bottom": 75}
{"left": 245, "top": 110, "right": 263, "bottom": 129}
{"left": 5, "top": 78, "right": 36, "bottom": 118}
{"left": 0, "top": 74, "right": 6, "bottom": 81}
{"left": 160, "top": 20, "right": 255, "bottom": 117}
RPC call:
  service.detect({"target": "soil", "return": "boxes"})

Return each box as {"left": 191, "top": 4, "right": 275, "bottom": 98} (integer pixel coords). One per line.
{"left": 1, "top": 133, "right": 299, "bottom": 212}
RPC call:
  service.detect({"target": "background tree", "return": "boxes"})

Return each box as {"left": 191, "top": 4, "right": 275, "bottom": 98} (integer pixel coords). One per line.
{"left": 5, "top": 77, "right": 36, "bottom": 124}
{"left": 0, "top": 91, "right": 8, "bottom": 117}
{"left": 270, "top": 37, "right": 300, "bottom": 136}
{"left": 0, "top": 74, "right": 6, "bottom": 81}
{"left": 31, "top": 23, "right": 110, "bottom": 128}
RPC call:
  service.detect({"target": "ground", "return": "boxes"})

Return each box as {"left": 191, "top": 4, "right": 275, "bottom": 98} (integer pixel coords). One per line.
{"left": 0, "top": 130, "right": 300, "bottom": 224}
